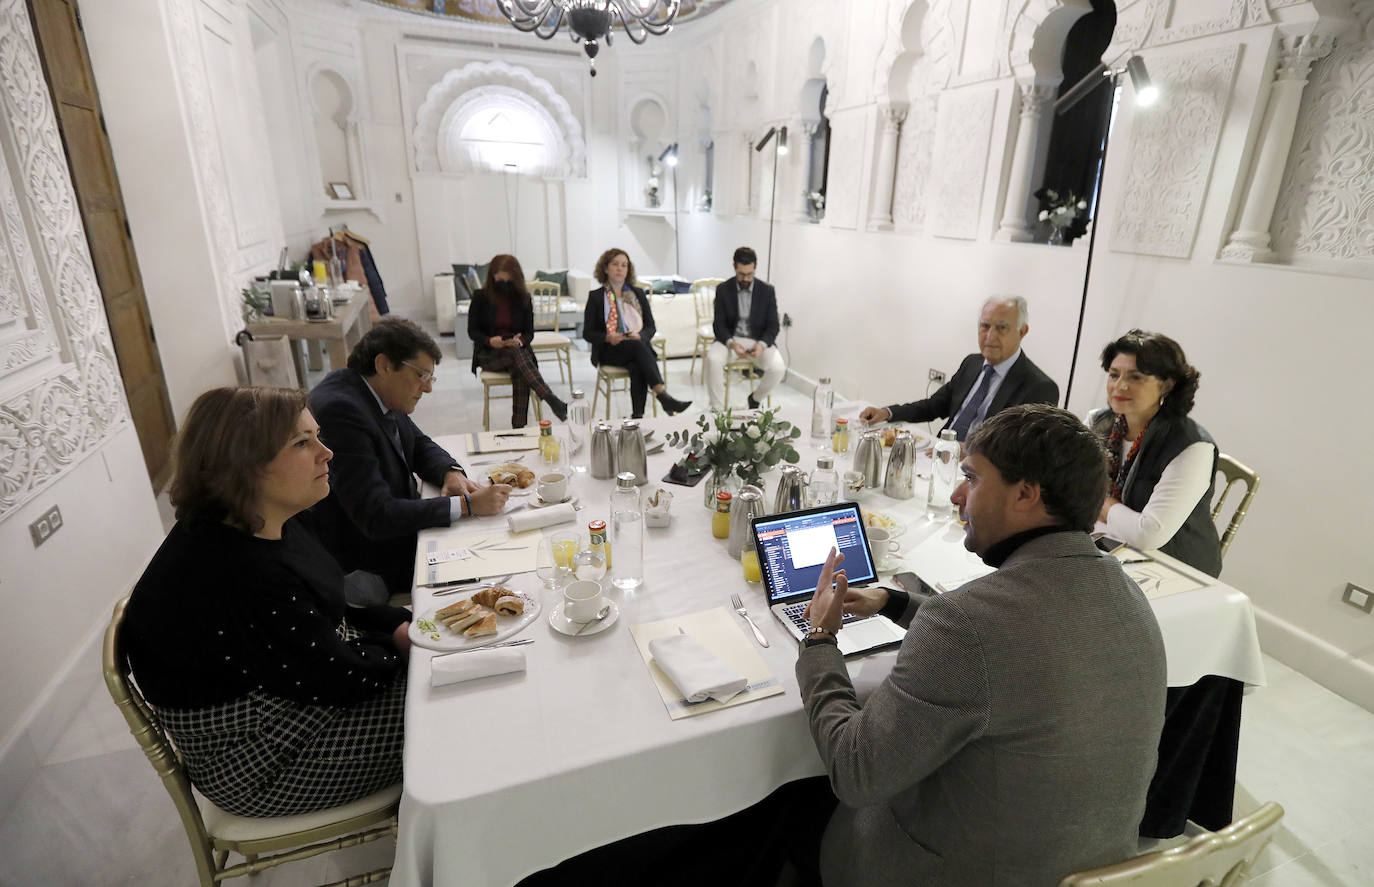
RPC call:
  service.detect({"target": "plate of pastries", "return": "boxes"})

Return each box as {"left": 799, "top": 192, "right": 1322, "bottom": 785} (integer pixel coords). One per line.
{"left": 409, "top": 585, "right": 541, "bottom": 651}
{"left": 486, "top": 462, "right": 536, "bottom": 489}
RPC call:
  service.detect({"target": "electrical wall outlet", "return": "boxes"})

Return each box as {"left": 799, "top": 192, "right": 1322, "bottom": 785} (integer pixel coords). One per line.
{"left": 929, "top": 368, "right": 946, "bottom": 384}
{"left": 782, "top": 313, "right": 793, "bottom": 327}
{"left": 28, "top": 505, "right": 62, "bottom": 548}
{"left": 1342, "top": 583, "right": 1373, "bottom": 614}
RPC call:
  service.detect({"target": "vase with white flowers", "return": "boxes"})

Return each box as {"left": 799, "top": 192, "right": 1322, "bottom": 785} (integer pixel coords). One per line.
{"left": 807, "top": 189, "right": 826, "bottom": 221}
{"left": 667, "top": 407, "right": 802, "bottom": 507}
{"left": 1036, "top": 188, "right": 1088, "bottom": 245}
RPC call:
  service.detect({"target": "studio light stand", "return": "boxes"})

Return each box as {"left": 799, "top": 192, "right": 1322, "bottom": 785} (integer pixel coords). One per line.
{"left": 753, "top": 125, "right": 788, "bottom": 280}
{"left": 659, "top": 143, "right": 680, "bottom": 275}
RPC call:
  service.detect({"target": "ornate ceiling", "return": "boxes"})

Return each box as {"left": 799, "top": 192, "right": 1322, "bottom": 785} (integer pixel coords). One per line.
{"left": 360, "top": 0, "right": 736, "bottom": 26}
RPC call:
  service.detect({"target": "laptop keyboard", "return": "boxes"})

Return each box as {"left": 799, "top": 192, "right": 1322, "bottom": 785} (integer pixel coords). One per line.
{"left": 781, "top": 602, "right": 860, "bottom": 633}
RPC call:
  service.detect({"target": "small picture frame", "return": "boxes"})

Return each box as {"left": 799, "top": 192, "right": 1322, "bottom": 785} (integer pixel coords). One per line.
{"left": 328, "top": 182, "right": 354, "bottom": 201}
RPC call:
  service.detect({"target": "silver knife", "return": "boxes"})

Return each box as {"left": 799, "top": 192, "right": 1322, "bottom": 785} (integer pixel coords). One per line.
{"left": 439, "top": 638, "right": 535, "bottom": 655}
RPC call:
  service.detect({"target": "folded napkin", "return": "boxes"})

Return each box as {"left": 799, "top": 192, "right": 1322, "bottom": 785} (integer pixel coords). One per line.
{"left": 648, "top": 633, "right": 748, "bottom": 703}
{"left": 508, "top": 502, "right": 577, "bottom": 533}
{"left": 430, "top": 649, "right": 526, "bottom": 687}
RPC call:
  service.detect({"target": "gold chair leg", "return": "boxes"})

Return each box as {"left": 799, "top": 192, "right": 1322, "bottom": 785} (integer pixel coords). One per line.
{"left": 482, "top": 383, "right": 492, "bottom": 431}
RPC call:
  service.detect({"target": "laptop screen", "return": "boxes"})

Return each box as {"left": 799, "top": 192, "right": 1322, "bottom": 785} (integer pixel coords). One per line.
{"left": 752, "top": 502, "right": 877, "bottom": 605}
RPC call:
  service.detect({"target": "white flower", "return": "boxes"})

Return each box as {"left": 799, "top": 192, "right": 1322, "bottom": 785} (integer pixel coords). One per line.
{"left": 755, "top": 441, "right": 769, "bottom": 456}
{"left": 1038, "top": 210, "right": 1049, "bottom": 221}
{"left": 1076, "top": 200, "right": 1088, "bottom": 210}
{"left": 745, "top": 424, "right": 761, "bottom": 439}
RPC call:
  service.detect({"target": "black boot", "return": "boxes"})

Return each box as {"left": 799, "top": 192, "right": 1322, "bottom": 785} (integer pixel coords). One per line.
{"left": 656, "top": 391, "right": 692, "bottom": 416}
{"left": 544, "top": 394, "right": 568, "bottom": 422}
{"left": 747, "top": 393, "right": 761, "bottom": 410}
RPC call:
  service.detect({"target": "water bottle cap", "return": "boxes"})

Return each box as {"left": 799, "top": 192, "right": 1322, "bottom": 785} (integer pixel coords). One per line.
{"left": 621, "top": 419, "right": 640, "bottom": 430}
{"left": 616, "top": 472, "right": 637, "bottom": 488}
{"left": 940, "top": 429, "right": 958, "bottom": 441}
{"left": 817, "top": 457, "right": 833, "bottom": 469}
{"left": 819, "top": 377, "right": 831, "bottom": 384}
{"left": 571, "top": 389, "right": 585, "bottom": 399}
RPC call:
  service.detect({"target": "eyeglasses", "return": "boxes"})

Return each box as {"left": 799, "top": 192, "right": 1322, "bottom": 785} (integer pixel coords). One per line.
{"left": 401, "top": 360, "right": 437, "bottom": 385}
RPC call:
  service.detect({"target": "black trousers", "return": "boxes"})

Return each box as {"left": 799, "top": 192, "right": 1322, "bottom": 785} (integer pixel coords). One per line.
{"left": 599, "top": 338, "right": 663, "bottom": 416}
{"left": 1140, "top": 675, "right": 1244, "bottom": 838}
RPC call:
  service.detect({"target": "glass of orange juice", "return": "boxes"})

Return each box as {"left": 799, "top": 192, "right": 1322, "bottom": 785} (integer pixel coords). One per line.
{"left": 741, "top": 547, "right": 763, "bottom": 583}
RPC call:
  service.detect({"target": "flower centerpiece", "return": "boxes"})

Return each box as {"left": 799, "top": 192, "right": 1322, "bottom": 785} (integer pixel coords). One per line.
{"left": 1035, "top": 188, "right": 1088, "bottom": 245}
{"left": 667, "top": 407, "right": 802, "bottom": 506}
{"left": 645, "top": 158, "right": 662, "bottom": 208}
{"left": 807, "top": 189, "right": 826, "bottom": 219}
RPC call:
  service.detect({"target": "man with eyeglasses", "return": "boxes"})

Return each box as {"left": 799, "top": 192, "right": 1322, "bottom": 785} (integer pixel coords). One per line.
{"left": 858, "top": 297, "right": 1059, "bottom": 441}
{"left": 310, "top": 318, "right": 510, "bottom": 601}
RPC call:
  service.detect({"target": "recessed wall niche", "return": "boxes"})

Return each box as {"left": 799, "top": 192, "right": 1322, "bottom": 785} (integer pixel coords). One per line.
{"left": 308, "top": 67, "right": 368, "bottom": 205}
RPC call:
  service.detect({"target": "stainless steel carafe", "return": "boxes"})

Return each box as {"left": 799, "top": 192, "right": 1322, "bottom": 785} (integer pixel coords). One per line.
{"left": 727, "top": 484, "right": 767, "bottom": 559}
{"left": 616, "top": 419, "right": 649, "bottom": 485}
{"left": 882, "top": 430, "right": 918, "bottom": 499}
{"left": 773, "top": 465, "right": 809, "bottom": 514}
{"left": 853, "top": 430, "right": 884, "bottom": 488}
{"left": 590, "top": 422, "right": 617, "bottom": 479}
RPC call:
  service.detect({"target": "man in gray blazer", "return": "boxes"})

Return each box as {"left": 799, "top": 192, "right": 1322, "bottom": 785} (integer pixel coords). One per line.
{"left": 797, "top": 405, "right": 1166, "bottom": 886}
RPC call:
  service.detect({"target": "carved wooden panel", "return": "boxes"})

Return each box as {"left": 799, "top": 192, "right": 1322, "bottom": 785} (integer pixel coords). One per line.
{"left": 1112, "top": 45, "right": 1240, "bottom": 258}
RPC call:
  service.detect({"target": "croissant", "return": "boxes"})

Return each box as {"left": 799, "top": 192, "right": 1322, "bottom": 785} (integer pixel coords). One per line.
{"left": 470, "top": 586, "right": 505, "bottom": 609}
{"left": 494, "top": 595, "right": 524, "bottom": 616}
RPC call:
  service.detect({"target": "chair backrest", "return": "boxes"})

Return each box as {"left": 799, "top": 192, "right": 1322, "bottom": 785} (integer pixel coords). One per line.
{"left": 1058, "top": 802, "right": 1284, "bottom": 886}
{"left": 1211, "top": 453, "right": 1259, "bottom": 560}
{"left": 690, "top": 277, "right": 725, "bottom": 324}
{"left": 102, "top": 596, "right": 220, "bottom": 884}
{"left": 527, "top": 279, "right": 561, "bottom": 299}
{"left": 531, "top": 292, "right": 561, "bottom": 330}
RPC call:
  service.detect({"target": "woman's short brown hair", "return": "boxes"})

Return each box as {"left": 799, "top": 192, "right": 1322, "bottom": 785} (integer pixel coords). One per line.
{"left": 168, "top": 386, "right": 309, "bottom": 533}
{"left": 593, "top": 248, "right": 636, "bottom": 287}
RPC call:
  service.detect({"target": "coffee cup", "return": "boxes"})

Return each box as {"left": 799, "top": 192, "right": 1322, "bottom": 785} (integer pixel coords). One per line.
{"left": 867, "top": 527, "right": 902, "bottom": 570}
{"left": 537, "top": 472, "right": 569, "bottom": 503}
{"left": 563, "top": 579, "right": 603, "bottom": 622}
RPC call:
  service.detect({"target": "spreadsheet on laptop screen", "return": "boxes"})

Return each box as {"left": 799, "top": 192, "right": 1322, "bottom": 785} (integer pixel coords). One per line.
{"left": 755, "top": 504, "right": 876, "bottom": 602}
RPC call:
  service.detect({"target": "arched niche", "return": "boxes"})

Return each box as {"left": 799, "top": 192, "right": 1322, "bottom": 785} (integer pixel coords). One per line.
{"left": 797, "top": 39, "right": 831, "bottom": 223}
{"left": 437, "top": 87, "right": 566, "bottom": 176}
{"left": 1007, "top": 0, "right": 1095, "bottom": 84}
{"left": 626, "top": 93, "right": 673, "bottom": 210}
{"left": 307, "top": 65, "right": 365, "bottom": 200}
{"left": 413, "top": 61, "right": 587, "bottom": 179}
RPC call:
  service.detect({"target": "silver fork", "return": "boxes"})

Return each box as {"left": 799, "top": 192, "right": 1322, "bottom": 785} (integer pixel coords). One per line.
{"left": 731, "top": 593, "right": 769, "bottom": 647}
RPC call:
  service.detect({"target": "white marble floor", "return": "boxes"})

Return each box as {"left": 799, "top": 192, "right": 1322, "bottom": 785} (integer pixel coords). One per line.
{"left": 4, "top": 330, "right": 1372, "bottom": 885}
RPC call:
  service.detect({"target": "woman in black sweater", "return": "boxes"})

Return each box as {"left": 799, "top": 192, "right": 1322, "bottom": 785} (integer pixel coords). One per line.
{"left": 468, "top": 254, "right": 567, "bottom": 426}
{"left": 123, "top": 386, "right": 410, "bottom": 817}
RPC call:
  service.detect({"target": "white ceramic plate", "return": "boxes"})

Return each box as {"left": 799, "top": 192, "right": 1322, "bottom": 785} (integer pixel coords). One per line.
{"left": 529, "top": 494, "right": 579, "bottom": 509}
{"left": 410, "top": 590, "right": 540, "bottom": 652}
{"left": 548, "top": 599, "right": 620, "bottom": 637}
{"left": 864, "top": 511, "right": 906, "bottom": 537}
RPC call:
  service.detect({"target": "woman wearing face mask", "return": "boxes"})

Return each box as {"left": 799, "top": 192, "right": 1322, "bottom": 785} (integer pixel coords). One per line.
{"left": 1088, "top": 329, "right": 1222, "bottom": 576}
{"left": 583, "top": 247, "right": 692, "bottom": 418}
{"left": 468, "top": 254, "right": 568, "bottom": 426}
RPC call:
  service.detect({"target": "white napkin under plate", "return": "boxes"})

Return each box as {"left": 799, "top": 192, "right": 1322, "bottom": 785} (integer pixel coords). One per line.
{"left": 508, "top": 503, "right": 577, "bottom": 534}
{"left": 430, "top": 649, "right": 526, "bottom": 687}
{"left": 648, "top": 633, "right": 748, "bottom": 704}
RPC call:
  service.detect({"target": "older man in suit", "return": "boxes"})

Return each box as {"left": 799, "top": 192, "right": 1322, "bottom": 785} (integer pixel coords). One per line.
{"left": 797, "top": 405, "right": 1166, "bottom": 886}
{"left": 860, "top": 296, "right": 1059, "bottom": 440}
{"left": 309, "top": 318, "right": 509, "bottom": 599}
{"left": 705, "top": 246, "right": 787, "bottom": 410}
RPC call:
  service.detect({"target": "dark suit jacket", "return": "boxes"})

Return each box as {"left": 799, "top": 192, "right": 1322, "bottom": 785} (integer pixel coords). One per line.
{"left": 308, "top": 368, "right": 462, "bottom": 594}
{"left": 467, "top": 288, "right": 536, "bottom": 374}
{"left": 797, "top": 531, "right": 1166, "bottom": 887}
{"left": 582, "top": 285, "right": 657, "bottom": 367}
{"left": 712, "top": 278, "right": 780, "bottom": 347}
{"left": 889, "top": 351, "right": 1059, "bottom": 437}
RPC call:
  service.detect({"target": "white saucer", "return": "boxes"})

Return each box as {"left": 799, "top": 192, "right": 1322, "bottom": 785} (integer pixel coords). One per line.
{"left": 549, "top": 599, "right": 620, "bottom": 637}
{"left": 530, "top": 494, "right": 579, "bottom": 509}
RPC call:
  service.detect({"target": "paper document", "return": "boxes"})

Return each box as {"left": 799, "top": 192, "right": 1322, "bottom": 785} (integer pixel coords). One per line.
{"left": 1122, "top": 551, "right": 1210, "bottom": 599}
{"left": 466, "top": 429, "right": 540, "bottom": 454}
{"left": 630, "top": 607, "right": 784, "bottom": 720}
{"left": 907, "top": 526, "right": 995, "bottom": 592}
{"left": 418, "top": 530, "right": 538, "bottom": 584}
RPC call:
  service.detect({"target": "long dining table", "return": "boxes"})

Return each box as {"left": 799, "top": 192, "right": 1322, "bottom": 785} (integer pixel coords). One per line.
{"left": 390, "top": 412, "right": 1266, "bottom": 887}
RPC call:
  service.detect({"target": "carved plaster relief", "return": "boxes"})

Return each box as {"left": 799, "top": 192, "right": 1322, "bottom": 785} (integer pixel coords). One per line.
{"left": 893, "top": 93, "right": 939, "bottom": 230}
{"left": 0, "top": 0, "right": 127, "bottom": 520}
{"left": 824, "top": 115, "right": 867, "bottom": 230}
{"left": 1112, "top": 45, "right": 1240, "bottom": 258}
{"left": 927, "top": 87, "right": 997, "bottom": 240}
{"left": 1272, "top": 17, "right": 1374, "bottom": 264}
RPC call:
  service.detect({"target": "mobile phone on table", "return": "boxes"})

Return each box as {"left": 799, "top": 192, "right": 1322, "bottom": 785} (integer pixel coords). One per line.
{"left": 892, "top": 571, "right": 939, "bottom": 598}
{"left": 1094, "top": 535, "right": 1126, "bottom": 553}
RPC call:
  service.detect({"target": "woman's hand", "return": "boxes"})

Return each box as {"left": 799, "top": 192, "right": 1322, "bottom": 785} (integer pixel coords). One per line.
{"left": 606, "top": 331, "right": 625, "bottom": 346}
{"left": 801, "top": 548, "right": 847, "bottom": 635}
{"left": 489, "top": 335, "right": 506, "bottom": 349}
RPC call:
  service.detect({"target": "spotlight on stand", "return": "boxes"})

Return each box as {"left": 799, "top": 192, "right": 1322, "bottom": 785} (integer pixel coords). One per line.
{"left": 752, "top": 126, "right": 788, "bottom": 279}
{"left": 754, "top": 126, "right": 788, "bottom": 155}
{"left": 1126, "top": 55, "right": 1158, "bottom": 106}
{"left": 658, "top": 143, "right": 678, "bottom": 167}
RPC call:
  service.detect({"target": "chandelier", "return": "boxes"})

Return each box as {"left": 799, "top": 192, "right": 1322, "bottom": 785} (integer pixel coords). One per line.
{"left": 496, "top": 1, "right": 682, "bottom": 76}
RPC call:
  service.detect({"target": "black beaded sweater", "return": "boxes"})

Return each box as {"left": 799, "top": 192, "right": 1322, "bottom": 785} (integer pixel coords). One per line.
{"left": 124, "top": 518, "right": 410, "bottom": 710}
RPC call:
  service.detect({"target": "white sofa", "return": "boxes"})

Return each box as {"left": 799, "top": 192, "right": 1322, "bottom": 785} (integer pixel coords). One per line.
{"left": 433, "top": 269, "right": 593, "bottom": 338}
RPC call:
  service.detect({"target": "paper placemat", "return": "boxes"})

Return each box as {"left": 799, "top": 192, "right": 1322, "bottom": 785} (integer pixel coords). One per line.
{"left": 419, "top": 530, "right": 539, "bottom": 584}
{"left": 1121, "top": 551, "right": 1211, "bottom": 599}
{"left": 466, "top": 429, "right": 540, "bottom": 455}
{"left": 907, "top": 528, "right": 995, "bottom": 592}
{"left": 629, "top": 607, "right": 783, "bottom": 720}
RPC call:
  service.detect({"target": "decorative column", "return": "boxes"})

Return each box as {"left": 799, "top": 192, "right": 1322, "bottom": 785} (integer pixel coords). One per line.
{"left": 995, "top": 81, "right": 1057, "bottom": 242}
{"left": 793, "top": 120, "right": 822, "bottom": 222}
{"left": 868, "top": 105, "right": 907, "bottom": 230}
{"left": 1221, "top": 32, "right": 1335, "bottom": 262}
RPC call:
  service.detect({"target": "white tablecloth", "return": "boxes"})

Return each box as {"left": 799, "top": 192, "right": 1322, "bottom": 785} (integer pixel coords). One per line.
{"left": 392, "top": 414, "right": 1264, "bottom": 887}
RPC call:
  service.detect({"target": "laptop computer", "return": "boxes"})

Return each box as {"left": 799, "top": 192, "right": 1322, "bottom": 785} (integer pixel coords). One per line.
{"left": 751, "top": 501, "right": 908, "bottom": 657}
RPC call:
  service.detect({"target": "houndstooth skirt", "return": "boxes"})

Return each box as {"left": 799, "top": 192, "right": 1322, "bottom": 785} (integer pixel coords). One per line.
{"left": 155, "top": 624, "right": 406, "bottom": 818}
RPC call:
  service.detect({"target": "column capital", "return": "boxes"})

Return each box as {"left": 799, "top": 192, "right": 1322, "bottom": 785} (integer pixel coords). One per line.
{"left": 881, "top": 104, "right": 908, "bottom": 127}
{"left": 1276, "top": 32, "right": 1336, "bottom": 82}
{"left": 1015, "top": 81, "right": 1058, "bottom": 120}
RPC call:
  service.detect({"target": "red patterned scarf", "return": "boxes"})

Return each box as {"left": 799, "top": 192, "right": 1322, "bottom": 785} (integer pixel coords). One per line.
{"left": 1106, "top": 412, "right": 1150, "bottom": 500}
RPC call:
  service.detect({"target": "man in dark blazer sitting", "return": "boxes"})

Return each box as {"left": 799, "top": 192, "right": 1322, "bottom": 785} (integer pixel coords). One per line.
{"left": 309, "top": 318, "right": 509, "bottom": 600}
{"left": 796, "top": 405, "right": 1166, "bottom": 886}
{"left": 705, "top": 246, "right": 786, "bottom": 410}
{"left": 860, "top": 296, "right": 1058, "bottom": 440}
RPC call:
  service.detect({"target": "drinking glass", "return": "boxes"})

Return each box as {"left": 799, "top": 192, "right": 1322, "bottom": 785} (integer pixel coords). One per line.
{"left": 572, "top": 546, "right": 607, "bottom": 582}
{"left": 741, "top": 547, "right": 763, "bottom": 583}
{"left": 536, "top": 530, "right": 578, "bottom": 589}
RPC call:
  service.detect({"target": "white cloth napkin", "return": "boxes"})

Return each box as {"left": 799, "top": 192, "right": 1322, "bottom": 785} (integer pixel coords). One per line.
{"left": 508, "top": 503, "right": 577, "bottom": 534}
{"left": 430, "top": 649, "right": 526, "bottom": 687}
{"left": 648, "top": 633, "right": 748, "bottom": 704}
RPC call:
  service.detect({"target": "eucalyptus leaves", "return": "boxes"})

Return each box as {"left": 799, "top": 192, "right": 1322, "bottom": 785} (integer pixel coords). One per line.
{"left": 667, "top": 408, "right": 801, "bottom": 488}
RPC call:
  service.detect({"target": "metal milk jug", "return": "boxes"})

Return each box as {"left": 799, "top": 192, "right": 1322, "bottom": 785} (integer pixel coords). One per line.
{"left": 853, "top": 430, "right": 884, "bottom": 489}
{"left": 616, "top": 419, "right": 649, "bottom": 486}
{"left": 773, "top": 465, "right": 809, "bottom": 514}
{"left": 882, "top": 430, "right": 918, "bottom": 499}
{"left": 590, "top": 422, "right": 617, "bottom": 479}
{"left": 727, "top": 484, "right": 767, "bottom": 558}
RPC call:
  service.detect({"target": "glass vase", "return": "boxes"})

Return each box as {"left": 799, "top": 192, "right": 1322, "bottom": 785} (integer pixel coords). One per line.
{"left": 703, "top": 468, "right": 741, "bottom": 509}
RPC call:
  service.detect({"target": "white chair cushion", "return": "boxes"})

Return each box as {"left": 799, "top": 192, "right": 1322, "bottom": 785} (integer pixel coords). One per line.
{"left": 530, "top": 332, "right": 571, "bottom": 347}
{"left": 199, "top": 784, "right": 401, "bottom": 843}
{"left": 480, "top": 370, "right": 514, "bottom": 382}
{"left": 697, "top": 324, "right": 715, "bottom": 339}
